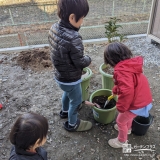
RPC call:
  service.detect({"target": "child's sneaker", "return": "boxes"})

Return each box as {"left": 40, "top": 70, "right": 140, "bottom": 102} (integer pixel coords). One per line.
{"left": 64, "top": 119, "right": 92, "bottom": 132}
{"left": 108, "top": 137, "right": 128, "bottom": 148}
{"left": 114, "top": 124, "right": 131, "bottom": 135}
{"left": 59, "top": 110, "right": 68, "bottom": 119}
{"left": 59, "top": 103, "right": 83, "bottom": 119}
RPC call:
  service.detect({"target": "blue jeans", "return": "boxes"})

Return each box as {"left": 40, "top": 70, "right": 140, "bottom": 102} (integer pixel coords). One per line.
{"left": 58, "top": 83, "right": 82, "bottom": 125}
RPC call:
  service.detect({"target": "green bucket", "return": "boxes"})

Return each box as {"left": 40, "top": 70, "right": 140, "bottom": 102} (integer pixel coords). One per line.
{"left": 90, "top": 89, "right": 117, "bottom": 124}
{"left": 81, "top": 67, "right": 92, "bottom": 101}
{"left": 99, "top": 63, "right": 114, "bottom": 90}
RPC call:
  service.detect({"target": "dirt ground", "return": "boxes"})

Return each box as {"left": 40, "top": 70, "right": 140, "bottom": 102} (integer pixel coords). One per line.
{"left": 0, "top": 39, "right": 160, "bottom": 160}
{"left": 0, "top": 0, "right": 151, "bottom": 35}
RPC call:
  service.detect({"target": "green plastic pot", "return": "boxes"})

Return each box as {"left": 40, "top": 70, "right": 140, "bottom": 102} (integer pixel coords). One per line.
{"left": 99, "top": 63, "right": 114, "bottom": 90}
{"left": 90, "top": 89, "right": 117, "bottom": 124}
{"left": 81, "top": 67, "right": 92, "bottom": 101}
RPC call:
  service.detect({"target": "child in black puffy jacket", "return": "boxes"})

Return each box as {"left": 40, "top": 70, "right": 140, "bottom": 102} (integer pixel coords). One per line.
{"left": 9, "top": 112, "right": 48, "bottom": 160}
{"left": 48, "top": 0, "right": 92, "bottom": 132}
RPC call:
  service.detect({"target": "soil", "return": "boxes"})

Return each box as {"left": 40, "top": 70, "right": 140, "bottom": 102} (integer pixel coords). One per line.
{"left": 103, "top": 65, "right": 114, "bottom": 75}
{"left": 0, "top": 39, "right": 160, "bottom": 160}
{"left": 13, "top": 46, "right": 52, "bottom": 71}
{"left": 92, "top": 96, "right": 116, "bottom": 109}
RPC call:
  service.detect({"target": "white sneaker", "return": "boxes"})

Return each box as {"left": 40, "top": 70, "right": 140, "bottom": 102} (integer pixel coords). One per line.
{"left": 108, "top": 137, "right": 128, "bottom": 148}
{"left": 114, "top": 124, "right": 131, "bottom": 135}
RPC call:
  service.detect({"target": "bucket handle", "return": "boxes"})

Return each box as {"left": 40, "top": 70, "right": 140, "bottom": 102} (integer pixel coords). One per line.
{"left": 149, "top": 114, "right": 154, "bottom": 125}
{"left": 85, "top": 86, "right": 89, "bottom": 92}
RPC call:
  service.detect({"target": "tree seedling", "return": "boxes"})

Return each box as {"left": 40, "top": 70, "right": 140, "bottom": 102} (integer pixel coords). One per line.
{"left": 105, "top": 17, "right": 126, "bottom": 43}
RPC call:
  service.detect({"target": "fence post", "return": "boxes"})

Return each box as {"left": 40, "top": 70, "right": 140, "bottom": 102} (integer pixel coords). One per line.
{"left": 43, "top": 4, "right": 48, "bottom": 22}
{"left": 112, "top": 1, "right": 115, "bottom": 16}
{"left": 18, "top": 33, "right": 23, "bottom": 46}
{"left": 143, "top": 0, "right": 146, "bottom": 12}
{"left": 18, "top": 33, "right": 27, "bottom": 46}
{"left": 24, "top": 32, "right": 28, "bottom": 46}
{"left": 8, "top": 9, "right": 14, "bottom": 25}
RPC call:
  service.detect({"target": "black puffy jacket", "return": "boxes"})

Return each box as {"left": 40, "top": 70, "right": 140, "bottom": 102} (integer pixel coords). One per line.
{"left": 48, "top": 20, "right": 91, "bottom": 83}
{"left": 9, "top": 145, "right": 47, "bottom": 160}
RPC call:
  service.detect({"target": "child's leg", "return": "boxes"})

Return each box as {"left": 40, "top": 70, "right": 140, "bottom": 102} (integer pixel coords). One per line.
{"left": 61, "top": 91, "right": 69, "bottom": 112}
{"left": 116, "top": 111, "right": 136, "bottom": 142}
{"left": 58, "top": 83, "right": 82, "bottom": 125}
{"left": 59, "top": 83, "right": 92, "bottom": 131}
{"left": 68, "top": 83, "right": 82, "bottom": 125}
{"left": 127, "top": 118, "right": 134, "bottom": 130}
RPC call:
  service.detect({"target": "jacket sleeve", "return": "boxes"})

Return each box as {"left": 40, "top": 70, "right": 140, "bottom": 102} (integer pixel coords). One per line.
{"left": 114, "top": 71, "right": 135, "bottom": 113}
{"left": 69, "top": 35, "right": 91, "bottom": 69}
{"left": 112, "top": 85, "right": 118, "bottom": 94}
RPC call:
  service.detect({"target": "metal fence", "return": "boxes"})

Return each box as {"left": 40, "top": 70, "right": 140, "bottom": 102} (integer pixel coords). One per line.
{"left": 0, "top": 0, "right": 152, "bottom": 48}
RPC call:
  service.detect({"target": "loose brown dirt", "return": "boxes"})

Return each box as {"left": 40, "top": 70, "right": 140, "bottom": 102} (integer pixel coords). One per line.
{"left": 14, "top": 47, "right": 52, "bottom": 71}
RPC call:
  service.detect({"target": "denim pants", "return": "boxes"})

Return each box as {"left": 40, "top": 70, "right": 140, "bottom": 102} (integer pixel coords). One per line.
{"left": 116, "top": 111, "right": 136, "bottom": 142}
{"left": 58, "top": 83, "right": 82, "bottom": 125}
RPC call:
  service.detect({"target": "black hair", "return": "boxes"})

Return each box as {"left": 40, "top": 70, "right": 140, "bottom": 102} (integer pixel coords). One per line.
{"left": 9, "top": 112, "right": 48, "bottom": 150}
{"left": 57, "top": 0, "right": 89, "bottom": 22}
{"left": 104, "top": 42, "right": 133, "bottom": 67}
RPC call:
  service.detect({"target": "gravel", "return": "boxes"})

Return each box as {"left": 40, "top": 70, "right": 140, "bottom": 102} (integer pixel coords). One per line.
{"left": 124, "top": 37, "right": 160, "bottom": 68}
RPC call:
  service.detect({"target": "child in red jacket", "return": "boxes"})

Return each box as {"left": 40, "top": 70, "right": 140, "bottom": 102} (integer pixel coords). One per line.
{"left": 104, "top": 42, "right": 152, "bottom": 148}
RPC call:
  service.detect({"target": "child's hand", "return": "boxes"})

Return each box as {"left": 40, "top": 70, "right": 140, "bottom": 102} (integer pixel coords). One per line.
{"left": 85, "top": 101, "right": 94, "bottom": 106}
{"left": 93, "top": 103, "right": 101, "bottom": 108}
{"left": 85, "top": 101, "right": 101, "bottom": 108}
{"left": 112, "top": 91, "right": 117, "bottom": 97}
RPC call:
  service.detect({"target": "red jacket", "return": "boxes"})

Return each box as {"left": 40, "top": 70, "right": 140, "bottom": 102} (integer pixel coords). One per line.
{"left": 112, "top": 56, "right": 152, "bottom": 113}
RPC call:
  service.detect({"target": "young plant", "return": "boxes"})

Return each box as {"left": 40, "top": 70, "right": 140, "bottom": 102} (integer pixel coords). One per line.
{"left": 105, "top": 17, "right": 125, "bottom": 43}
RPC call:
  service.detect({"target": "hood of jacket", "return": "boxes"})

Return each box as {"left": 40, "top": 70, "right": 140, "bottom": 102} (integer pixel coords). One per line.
{"left": 114, "top": 56, "right": 143, "bottom": 74}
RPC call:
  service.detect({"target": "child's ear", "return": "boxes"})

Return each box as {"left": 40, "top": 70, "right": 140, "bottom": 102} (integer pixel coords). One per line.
{"left": 69, "top": 14, "right": 76, "bottom": 23}
{"left": 35, "top": 138, "right": 41, "bottom": 146}
{"left": 28, "top": 139, "right": 41, "bottom": 151}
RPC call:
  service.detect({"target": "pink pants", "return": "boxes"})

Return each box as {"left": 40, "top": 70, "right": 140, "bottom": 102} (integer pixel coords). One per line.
{"left": 116, "top": 111, "right": 136, "bottom": 142}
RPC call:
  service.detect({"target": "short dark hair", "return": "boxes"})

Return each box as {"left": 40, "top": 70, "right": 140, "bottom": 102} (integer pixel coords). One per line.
{"left": 57, "top": 0, "right": 89, "bottom": 22}
{"left": 9, "top": 112, "right": 48, "bottom": 150}
{"left": 104, "top": 42, "right": 133, "bottom": 67}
